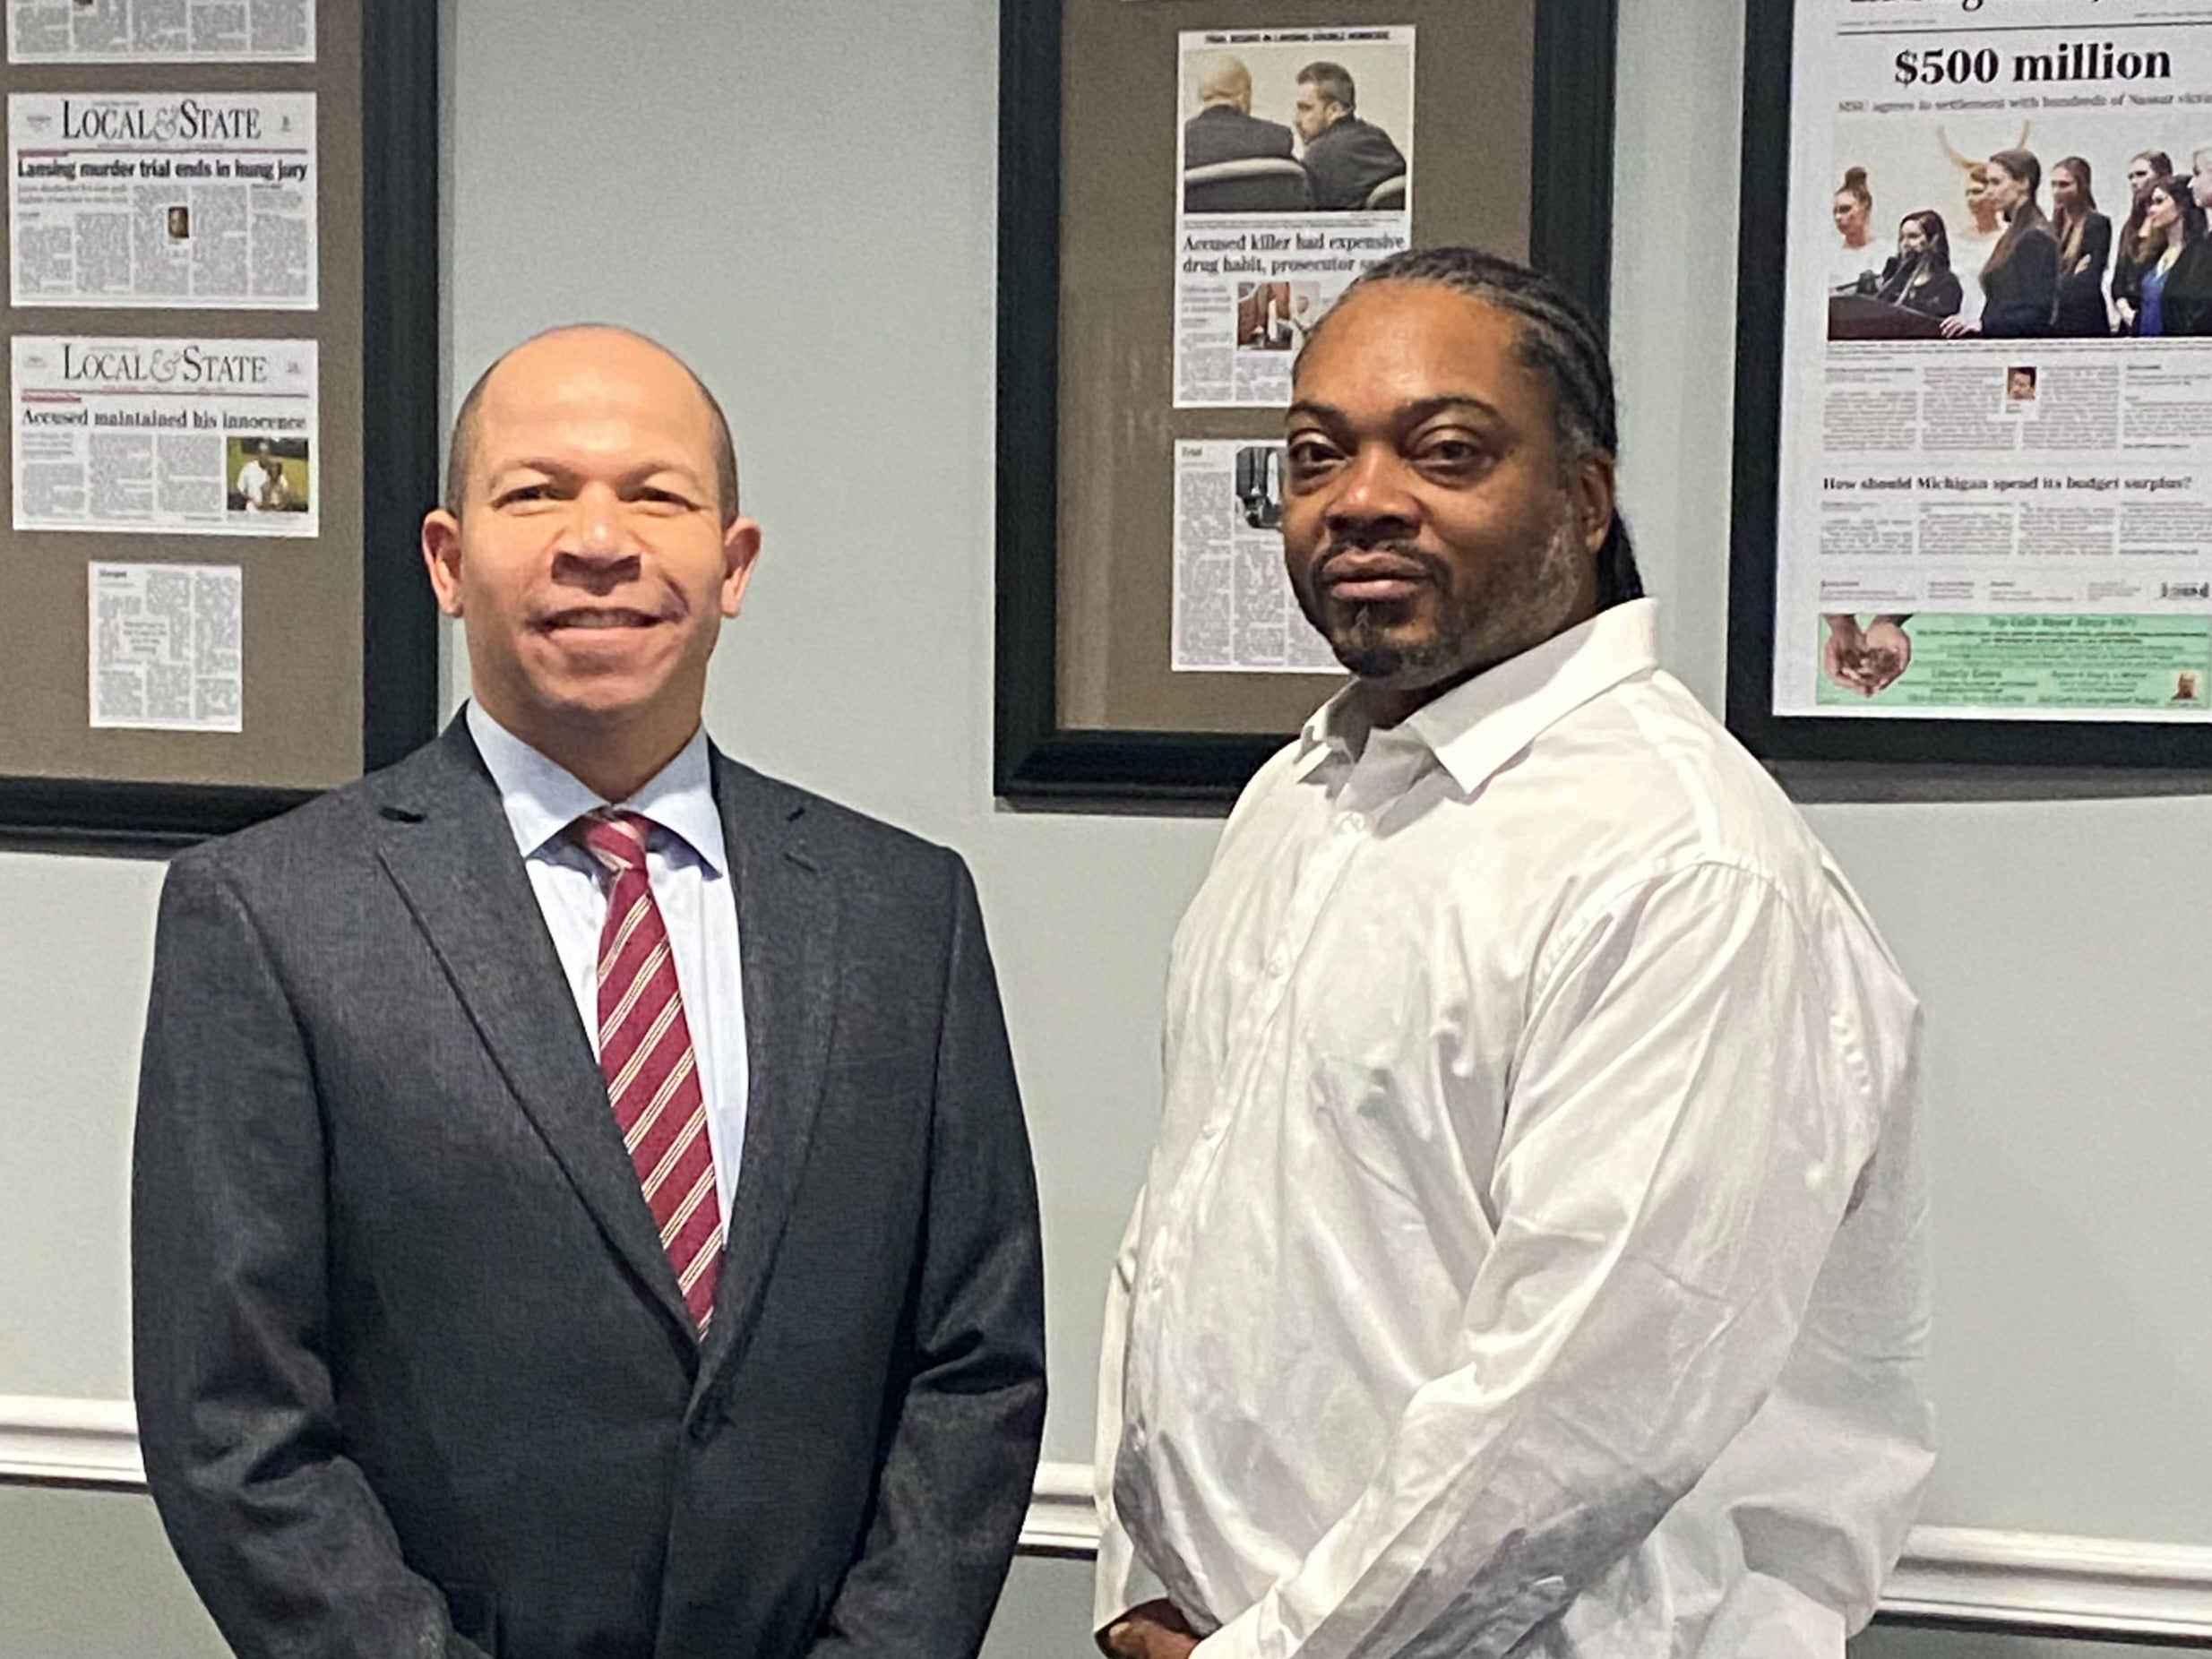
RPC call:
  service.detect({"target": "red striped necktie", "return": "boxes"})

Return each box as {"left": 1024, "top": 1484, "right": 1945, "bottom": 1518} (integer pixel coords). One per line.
{"left": 574, "top": 809, "right": 723, "bottom": 1336}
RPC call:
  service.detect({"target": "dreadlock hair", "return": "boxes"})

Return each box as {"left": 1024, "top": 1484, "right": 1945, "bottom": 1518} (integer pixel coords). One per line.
{"left": 1303, "top": 246, "right": 1643, "bottom": 607}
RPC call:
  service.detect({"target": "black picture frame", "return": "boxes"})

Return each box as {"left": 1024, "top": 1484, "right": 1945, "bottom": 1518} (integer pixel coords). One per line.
{"left": 1727, "top": 2, "right": 2212, "bottom": 775}
{"left": 994, "top": 0, "right": 1621, "bottom": 805}
{"left": 0, "top": 0, "right": 441, "bottom": 848}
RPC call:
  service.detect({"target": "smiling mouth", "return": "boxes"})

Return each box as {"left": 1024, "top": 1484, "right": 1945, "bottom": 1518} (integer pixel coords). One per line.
{"left": 538, "top": 607, "right": 665, "bottom": 632}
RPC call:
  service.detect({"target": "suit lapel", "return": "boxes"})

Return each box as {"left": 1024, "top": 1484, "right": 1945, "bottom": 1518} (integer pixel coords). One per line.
{"left": 693, "top": 752, "right": 839, "bottom": 1401}
{"left": 370, "top": 720, "right": 696, "bottom": 1342}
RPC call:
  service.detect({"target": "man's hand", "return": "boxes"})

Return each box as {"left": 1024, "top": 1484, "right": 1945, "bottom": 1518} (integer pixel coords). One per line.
{"left": 1098, "top": 1599, "right": 1202, "bottom": 1659}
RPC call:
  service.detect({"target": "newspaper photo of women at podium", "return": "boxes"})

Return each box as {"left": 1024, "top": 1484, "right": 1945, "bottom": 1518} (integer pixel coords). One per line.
{"left": 2113, "top": 149, "right": 2174, "bottom": 334}
{"left": 1831, "top": 209, "right": 1959, "bottom": 340}
{"left": 2133, "top": 173, "right": 2212, "bottom": 338}
{"left": 2049, "top": 157, "right": 2113, "bottom": 337}
{"left": 1941, "top": 149, "right": 2058, "bottom": 340}
{"left": 1826, "top": 166, "right": 1891, "bottom": 293}
{"left": 1871, "top": 211, "right": 1962, "bottom": 321}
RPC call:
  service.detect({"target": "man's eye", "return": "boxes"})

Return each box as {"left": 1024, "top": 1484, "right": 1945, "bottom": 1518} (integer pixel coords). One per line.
{"left": 1418, "top": 440, "right": 1485, "bottom": 469}
{"left": 633, "top": 487, "right": 693, "bottom": 511}
{"left": 1286, "top": 440, "right": 1341, "bottom": 471}
{"left": 495, "top": 484, "right": 551, "bottom": 506}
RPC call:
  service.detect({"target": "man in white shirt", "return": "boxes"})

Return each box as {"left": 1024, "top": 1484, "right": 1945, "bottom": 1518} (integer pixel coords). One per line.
{"left": 234, "top": 439, "right": 278, "bottom": 511}
{"left": 1096, "top": 248, "right": 1932, "bottom": 1659}
{"left": 133, "top": 325, "right": 1046, "bottom": 1659}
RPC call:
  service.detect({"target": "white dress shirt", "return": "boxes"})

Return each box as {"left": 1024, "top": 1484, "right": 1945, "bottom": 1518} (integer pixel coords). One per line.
{"left": 467, "top": 702, "right": 750, "bottom": 1219}
{"left": 236, "top": 459, "right": 275, "bottom": 512}
{"left": 1096, "top": 600, "right": 1933, "bottom": 1659}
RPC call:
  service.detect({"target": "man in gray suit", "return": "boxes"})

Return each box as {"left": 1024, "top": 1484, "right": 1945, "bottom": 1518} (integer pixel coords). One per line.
{"left": 1182, "top": 55, "right": 1295, "bottom": 170}
{"left": 1292, "top": 62, "right": 1407, "bottom": 212}
{"left": 132, "top": 325, "right": 1046, "bottom": 1659}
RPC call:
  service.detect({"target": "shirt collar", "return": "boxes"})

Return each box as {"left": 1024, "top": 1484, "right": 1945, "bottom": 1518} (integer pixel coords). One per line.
{"left": 465, "top": 701, "right": 728, "bottom": 877}
{"left": 1295, "top": 598, "right": 1661, "bottom": 794}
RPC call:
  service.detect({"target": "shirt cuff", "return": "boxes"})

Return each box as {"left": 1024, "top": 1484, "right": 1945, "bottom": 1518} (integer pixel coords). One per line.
{"left": 1190, "top": 1607, "right": 1262, "bottom": 1659}
{"left": 1093, "top": 1515, "right": 1172, "bottom": 1635}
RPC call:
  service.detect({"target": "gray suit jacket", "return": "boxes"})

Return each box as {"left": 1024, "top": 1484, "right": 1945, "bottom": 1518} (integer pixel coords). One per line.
{"left": 1182, "top": 104, "right": 1295, "bottom": 168}
{"left": 132, "top": 718, "right": 1046, "bottom": 1659}
{"left": 1301, "top": 115, "right": 1407, "bottom": 211}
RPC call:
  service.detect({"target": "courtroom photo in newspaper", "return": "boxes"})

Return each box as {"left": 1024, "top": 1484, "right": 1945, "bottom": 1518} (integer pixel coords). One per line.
{"left": 89, "top": 560, "right": 242, "bottom": 732}
{"left": 13, "top": 336, "right": 318, "bottom": 536}
{"left": 1175, "top": 25, "right": 1412, "bottom": 408}
{"left": 1773, "top": 0, "right": 2212, "bottom": 722}
{"left": 8, "top": 0, "right": 313, "bottom": 63}
{"left": 9, "top": 91, "right": 316, "bottom": 308}
{"left": 1172, "top": 438, "right": 1341, "bottom": 673}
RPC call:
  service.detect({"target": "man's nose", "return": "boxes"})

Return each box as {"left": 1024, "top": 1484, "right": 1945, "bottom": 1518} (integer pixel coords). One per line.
{"left": 564, "top": 483, "right": 629, "bottom": 560}
{"left": 1324, "top": 446, "right": 1419, "bottom": 532}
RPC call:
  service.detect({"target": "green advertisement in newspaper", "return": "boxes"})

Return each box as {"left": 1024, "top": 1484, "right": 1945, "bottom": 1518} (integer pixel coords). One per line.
{"left": 1816, "top": 614, "right": 2212, "bottom": 711}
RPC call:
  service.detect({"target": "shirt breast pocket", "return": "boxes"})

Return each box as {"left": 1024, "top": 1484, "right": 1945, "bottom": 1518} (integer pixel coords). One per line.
{"left": 1295, "top": 924, "right": 1509, "bottom": 1225}
{"left": 1296, "top": 926, "right": 1451, "bottom": 1200}
{"left": 1306, "top": 1050, "right": 1426, "bottom": 1204}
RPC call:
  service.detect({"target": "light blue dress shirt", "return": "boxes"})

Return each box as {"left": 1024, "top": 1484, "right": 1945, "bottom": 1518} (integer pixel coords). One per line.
{"left": 467, "top": 701, "right": 750, "bottom": 1219}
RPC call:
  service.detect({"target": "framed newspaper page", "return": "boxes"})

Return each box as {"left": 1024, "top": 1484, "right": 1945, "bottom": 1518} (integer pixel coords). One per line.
{"left": 995, "top": 0, "right": 1619, "bottom": 804}
{"left": 1730, "top": 0, "right": 2212, "bottom": 771}
{"left": 0, "top": 0, "right": 438, "bottom": 845}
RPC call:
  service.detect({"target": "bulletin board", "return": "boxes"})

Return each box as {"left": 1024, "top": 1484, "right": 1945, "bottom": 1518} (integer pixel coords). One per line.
{"left": 994, "top": 0, "right": 1619, "bottom": 802}
{"left": 0, "top": 0, "right": 437, "bottom": 844}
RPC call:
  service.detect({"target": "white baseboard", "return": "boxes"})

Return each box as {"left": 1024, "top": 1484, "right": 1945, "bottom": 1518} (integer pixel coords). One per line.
{"left": 9, "top": 1399, "right": 2211, "bottom": 1640}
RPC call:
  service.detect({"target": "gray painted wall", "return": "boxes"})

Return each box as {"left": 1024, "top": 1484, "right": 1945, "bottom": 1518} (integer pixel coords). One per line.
{"left": 1, "top": 0, "right": 2208, "bottom": 1655}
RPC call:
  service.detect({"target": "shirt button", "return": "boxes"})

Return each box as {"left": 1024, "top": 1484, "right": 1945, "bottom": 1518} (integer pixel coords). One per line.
{"left": 1201, "top": 1117, "right": 1226, "bottom": 1141}
{"left": 1266, "top": 949, "right": 1290, "bottom": 976}
{"left": 1341, "top": 812, "right": 1365, "bottom": 834}
{"left": 1147, "top": 1266, "right": 1165, "bottom": 1292}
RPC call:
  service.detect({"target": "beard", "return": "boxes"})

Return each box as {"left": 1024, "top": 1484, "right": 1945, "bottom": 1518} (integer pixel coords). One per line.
{"left": 1292, "top": 506, "right": 1589, "bottom": 692}
{"left": 1293, "top": 537, "right": 1453, "bottom": 682}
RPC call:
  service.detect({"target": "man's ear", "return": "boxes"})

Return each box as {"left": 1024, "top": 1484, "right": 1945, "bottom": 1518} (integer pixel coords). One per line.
{"left": 421, "top": 510, "right": 466, "bottom": 619}
{"left": 719, "top": 516, "right": 764, "bottom": 618}
{"left": 1573, "top": 451, "right": 1617, "bottom": 557}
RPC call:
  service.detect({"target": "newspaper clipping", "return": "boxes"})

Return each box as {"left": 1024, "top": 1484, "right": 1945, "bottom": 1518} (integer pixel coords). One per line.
{"left": 89, "top": 560, "right": 242, "bottom": 732}
{"left": 9, "top": 0, "right": 313, "bottom": 63}
{"left": 1173, "top": 439, "right": 1340, "bottom": 672}
{"left": 1175, "top": 25, "right": 1413, "bottom": 408}
{"left": 10, "top": 91, "right": 316, "bottom": 308}
{"left": 1777, "top": 0, "right": 2212, "bottom": 722}
{"left": 14, "top": 335, "right": 317, "bottom": 536}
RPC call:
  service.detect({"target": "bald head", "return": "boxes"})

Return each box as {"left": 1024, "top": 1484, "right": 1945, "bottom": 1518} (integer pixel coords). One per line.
{"left": 1196, "top": 56, "right": 1253, "bottom": 113}
{"left": 443, "top": 324, "right": 742, "bottom": 527}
